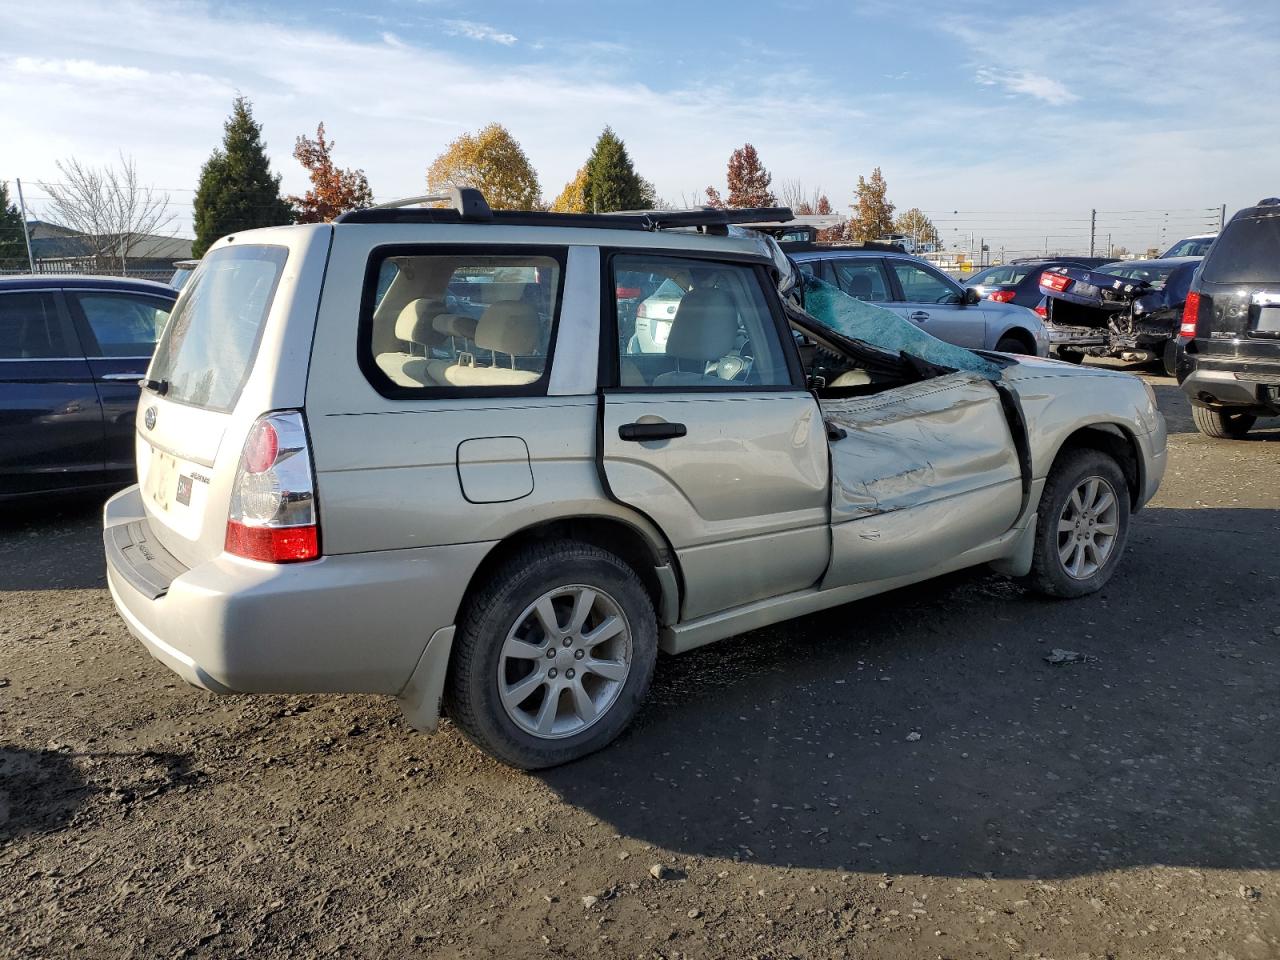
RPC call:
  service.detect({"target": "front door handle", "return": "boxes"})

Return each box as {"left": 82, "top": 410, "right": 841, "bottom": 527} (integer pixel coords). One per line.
{"left": 908, "top": 311, "right": 930, "bottom": 322}
{"left": 619, "top": 421, "right": 687, "bottom": 442}
{"left": 101, "top": 373, "right": 145, "bottom": 382}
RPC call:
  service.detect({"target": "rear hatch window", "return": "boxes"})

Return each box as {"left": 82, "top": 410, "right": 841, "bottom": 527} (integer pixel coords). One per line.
{"left": 138, "top": 243, "right": 289, "bottom": 567}
{"left": 149, "top": 245, "right": 289, "bottom": 411}
{"left": 1202, "top": 216, "right": 1280, "bottom": 284}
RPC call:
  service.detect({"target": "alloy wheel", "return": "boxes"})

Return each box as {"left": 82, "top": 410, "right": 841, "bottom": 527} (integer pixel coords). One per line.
{"left": 497, "top": 585, "right": 633, "bottom": 739}
{"left": 1056, "top": 475, "right": 1120, "bottom": 580}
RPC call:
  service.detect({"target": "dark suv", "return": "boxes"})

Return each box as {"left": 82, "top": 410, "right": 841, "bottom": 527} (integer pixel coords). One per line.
{"left": 1175, "top": 198, "right": 1280, "bottom": 438}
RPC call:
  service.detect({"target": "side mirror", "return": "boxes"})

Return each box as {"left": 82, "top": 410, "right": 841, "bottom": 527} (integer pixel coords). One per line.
{"left": 963, "top": 288, "right": 981, "bottom": 306}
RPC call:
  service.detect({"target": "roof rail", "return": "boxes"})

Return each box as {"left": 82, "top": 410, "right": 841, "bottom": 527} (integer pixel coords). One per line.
{"left": 359, "top": 186, "right": 493, "bottom": 219}
{"left": 778, "top": 239, "right": 907, "bottom": 254}
{"left": 336, "top": 190, "right": 794, "bottom": 234}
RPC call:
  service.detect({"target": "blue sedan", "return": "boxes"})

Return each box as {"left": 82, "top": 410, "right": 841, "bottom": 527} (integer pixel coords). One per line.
{"left": 0, "top": 275, "right": 176, "bottom": 500}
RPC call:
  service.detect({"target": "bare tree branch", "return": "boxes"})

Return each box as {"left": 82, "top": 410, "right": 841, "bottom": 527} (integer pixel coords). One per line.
{"left": 40, "top": 154, "right": 175, "bottom": 273}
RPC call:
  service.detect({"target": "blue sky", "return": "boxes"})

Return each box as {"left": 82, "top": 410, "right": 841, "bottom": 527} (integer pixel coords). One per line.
{"left": 3, "top": 0, "right": 1278, "bottom": 254}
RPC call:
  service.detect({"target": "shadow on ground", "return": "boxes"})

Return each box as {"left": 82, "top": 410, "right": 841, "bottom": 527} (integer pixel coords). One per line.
{"left": 542, "top": 506, "right": 1280, "bottom": 879}
{"left": 0, "top": 747, "right": 200, "bottom": 845}
{"left": 0, "top": 493, "right": 110, "bottom": 591}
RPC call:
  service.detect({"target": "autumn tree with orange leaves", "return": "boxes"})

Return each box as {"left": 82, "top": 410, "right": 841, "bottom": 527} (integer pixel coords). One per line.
{"left": 725, "top": 143, "right": 776, "bottom": 208}
{"left": 289, "top": 123, "right": 374, "bottom": 223}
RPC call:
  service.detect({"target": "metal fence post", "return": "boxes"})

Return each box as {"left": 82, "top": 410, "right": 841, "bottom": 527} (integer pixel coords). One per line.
{"left": 15, "top": 179, "right": 35, "bottom": 273}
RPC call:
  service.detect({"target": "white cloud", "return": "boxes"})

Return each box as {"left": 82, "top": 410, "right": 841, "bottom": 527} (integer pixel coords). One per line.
{"left": 441, "top": 19, "right": 518, "bottom": 46}
{"left": 975, "top": 68, "right": 1078, "bottom": 105}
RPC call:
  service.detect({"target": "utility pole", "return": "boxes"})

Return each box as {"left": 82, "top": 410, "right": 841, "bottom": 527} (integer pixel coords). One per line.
{"left": 1089, "top": 208, "right": 1096, "bottom": 257}
{"left": 1107, "top": 233, "right": 1112, "bottom": 257}
{"left": 1220, "top": 204, "right": 1226, "bottom": 230}
{"left": 14, "top": 179, "right": 35, "bottom": 273}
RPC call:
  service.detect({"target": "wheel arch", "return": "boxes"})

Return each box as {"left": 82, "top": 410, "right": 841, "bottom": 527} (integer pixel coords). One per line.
{"left": 993, "top": 324, "right": 1038, "bottom": 355}
{"left": 1044, "top": 422, "right": 1144, "bottom": 509}
{"left": 452, "top": 514, "right": 681, "bottom": 632}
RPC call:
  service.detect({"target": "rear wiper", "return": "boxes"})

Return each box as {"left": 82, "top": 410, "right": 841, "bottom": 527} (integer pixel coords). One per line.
{"left": 138, "top": 378, "right": 169, "bottom": 396}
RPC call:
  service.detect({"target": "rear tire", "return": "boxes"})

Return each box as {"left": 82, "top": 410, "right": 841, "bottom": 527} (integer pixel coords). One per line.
{"left": 445, "top": 540, "right": 657, "bottom": 769}
{"left": 1191, "top": 404, "right": 1255, "bottom": 439}
{"left": 995, "top": 334, "right": 1032, "bottom": 354}
{"left": 1028, "top": 449, "right": 1130, "bottom": 599}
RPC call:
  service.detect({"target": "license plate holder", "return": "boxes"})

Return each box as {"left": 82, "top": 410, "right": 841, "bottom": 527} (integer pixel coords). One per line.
{"left": 1254, "top": 305, "right": 1280, "bottom": 336}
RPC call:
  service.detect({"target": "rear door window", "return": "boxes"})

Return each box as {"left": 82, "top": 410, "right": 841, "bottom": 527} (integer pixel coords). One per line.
{"left": 830, "top": 259, "right": 891, "bottom": 301}
{"left": 0, "top": 291, "right": 77, "bottom": 359}
{"left": 1202, "top": 216, "right": 1280, "bottom": 283}
{"left": 69, "top": 292, "right": 171, "bottom": 357}
{"left": 147, "top": 244, "right": 288, "bottom": 412}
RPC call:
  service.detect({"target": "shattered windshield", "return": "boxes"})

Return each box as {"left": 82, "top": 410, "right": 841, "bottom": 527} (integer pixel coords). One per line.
{"left": 799, "top": 274, "right": 1003, "bottom": 381}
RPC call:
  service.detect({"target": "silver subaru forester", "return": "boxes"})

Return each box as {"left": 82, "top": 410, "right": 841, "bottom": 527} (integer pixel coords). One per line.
{"left": 105, "top": 189, "right": 1166, "bottom": 769}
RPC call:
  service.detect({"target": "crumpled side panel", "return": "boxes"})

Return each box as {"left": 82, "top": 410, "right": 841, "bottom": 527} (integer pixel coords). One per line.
{"left": 802, "top": 274, "right": 1003, "bottom": 381}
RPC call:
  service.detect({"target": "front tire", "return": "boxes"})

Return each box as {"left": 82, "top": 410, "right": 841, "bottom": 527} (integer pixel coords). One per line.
{"left": 445, "top": 540, "right": 657, "bottom": 769}
{"left": 1028, "top": 449, "right": 1130, "bottom": 598}
{"left": 1191, "top": 404, "right": 1255, "bottom": 439}
{"left": 1054, "top": 348, "right": 1085, "bottom": 365}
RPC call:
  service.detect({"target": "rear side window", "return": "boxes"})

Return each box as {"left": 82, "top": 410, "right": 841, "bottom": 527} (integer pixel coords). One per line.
{"left": 361, "top": 247, "right": 563, "bottom": 397}
{"left": 0, "top": 292, "right": 75, "bottom": 359}
{"left": 968, "top": 265, "right": 1032, "bottom": 286}
{"left": 1202, "top": 216, "right": 1280, "bottom": 284}
{"left": 69, "top": 292, "right": 171, "bottom": 357}
{"left": 148, "top": 244, "right": 287, "bottom": 412}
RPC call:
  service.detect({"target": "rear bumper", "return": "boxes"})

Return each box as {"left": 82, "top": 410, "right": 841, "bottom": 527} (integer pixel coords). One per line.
{"left": 104, "top": 485, "right": 491, "bottom": 697}
{"left": 1177, "top": 349, "right": 1280, "bottom": 410}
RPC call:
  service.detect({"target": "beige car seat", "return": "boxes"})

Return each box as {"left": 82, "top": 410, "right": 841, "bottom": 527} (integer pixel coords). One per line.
{"left": 651, "top": 288, "right": 742, "bottom": 387}
{"left": 376, "top": 298, "right": 442, "bottom": 386}
{"left": 429, "top": 301, "right": 542, "bottom": 387}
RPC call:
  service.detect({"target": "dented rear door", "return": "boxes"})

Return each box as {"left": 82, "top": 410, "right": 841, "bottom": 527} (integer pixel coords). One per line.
{"left": 820, "top": 372, "right": 1023, "bottom": 588}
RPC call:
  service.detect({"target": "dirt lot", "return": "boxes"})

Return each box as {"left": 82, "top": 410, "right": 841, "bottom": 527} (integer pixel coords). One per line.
{"left": 2, "top": 370, "right": 1278, "bottom": 960}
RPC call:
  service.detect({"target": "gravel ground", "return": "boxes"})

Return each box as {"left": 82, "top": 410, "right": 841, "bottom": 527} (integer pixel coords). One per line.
{"left": 2, "top": 368, "right": 1278, "bottom": 959}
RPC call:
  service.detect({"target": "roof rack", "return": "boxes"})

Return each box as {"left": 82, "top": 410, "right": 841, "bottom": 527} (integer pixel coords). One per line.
{"left": 335, "top": 187, "right": 794, "bottom": 234}
{"left": 777, "top": 239, "right": 907, "bottom": 254}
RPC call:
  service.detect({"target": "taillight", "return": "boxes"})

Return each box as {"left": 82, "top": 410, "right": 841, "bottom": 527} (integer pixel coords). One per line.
{"left": 616, "top": 286, "right": 641, "bottom": 299}
{"left": 225, "top": 410, "right": 319, "bottom": 563}
{"left": 1179, "top": 290, "right": 1201, "bottom": 339}
{"left": 1034, "top": 302, "right": 1047, "bottom": 318}
{"left": 1040, "top": 271, "right": 1072, "bottom": 293}
{"left": 988, "top": 289, "right": 1017, "bottom": 302}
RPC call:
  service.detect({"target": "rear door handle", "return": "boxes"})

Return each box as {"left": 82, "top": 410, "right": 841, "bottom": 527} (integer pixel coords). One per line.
{"left": 101, "top": 373, "right": 144, "bottom": 382}
{"left": 618, "top": 421, "right": 687, "bottom": 441}
{"left": 908, "top": 311, "right": 930, "bottom": 322}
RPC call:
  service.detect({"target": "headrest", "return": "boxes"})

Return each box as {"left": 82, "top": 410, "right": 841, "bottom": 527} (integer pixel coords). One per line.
{"left": 475, "top": 301, "right": 540, "bottom": 355}
{"left": 665, "top": 288, "right": 738, "bottom": 361}
{"left": 433, "top": 313, "right": 479, "bottom": 340}
{"left": 846, "top": 275, "right": 873, "bottom": 299}
{"left": 395, "top": 299, "right": 443, "bottom": 344}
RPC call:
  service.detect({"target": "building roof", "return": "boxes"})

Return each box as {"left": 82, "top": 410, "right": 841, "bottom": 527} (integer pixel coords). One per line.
{"left": 25, "top": 221, "right": 192, "bottom": 261}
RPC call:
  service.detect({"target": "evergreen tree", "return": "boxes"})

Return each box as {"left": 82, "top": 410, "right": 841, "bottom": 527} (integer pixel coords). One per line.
{"left": 193, "top": 97, "right": 293, "bottom": 257}
{"left": 0, "top": 181, "right": 29, "bottom": 269}
{"left": 583, "top": 127, "right": 646, "bottom": 213}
